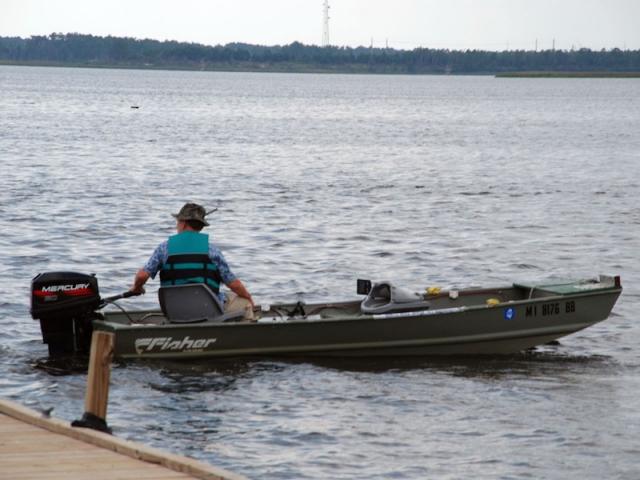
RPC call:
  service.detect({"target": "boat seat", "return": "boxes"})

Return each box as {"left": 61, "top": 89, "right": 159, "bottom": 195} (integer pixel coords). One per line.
{"left": 361, "top": 281, "right": 430, "bottom": 314}
{"left": 158, "top": 284, "right": 245, "bottom": 324}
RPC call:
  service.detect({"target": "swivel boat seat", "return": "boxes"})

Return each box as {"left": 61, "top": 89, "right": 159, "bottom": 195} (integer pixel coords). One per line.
{"left": 158, "top": 284, "right": 245, "bottom": 323}
{"left": 360, "top": 281, "right": 431, "bottom": 314}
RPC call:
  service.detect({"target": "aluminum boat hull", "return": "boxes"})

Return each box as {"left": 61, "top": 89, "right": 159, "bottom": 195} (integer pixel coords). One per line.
{"left": 95, "top": 278, "right": 622, "bottom": 359}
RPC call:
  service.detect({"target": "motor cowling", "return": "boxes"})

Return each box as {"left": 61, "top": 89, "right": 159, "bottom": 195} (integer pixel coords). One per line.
{"left": 31, "top": 272, "right": 101, "bottom": 355}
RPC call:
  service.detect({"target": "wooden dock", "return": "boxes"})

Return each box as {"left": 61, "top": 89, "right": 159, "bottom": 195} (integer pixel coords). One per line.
{"left": 0, "top": 399, "right": 245, "bottom": 480}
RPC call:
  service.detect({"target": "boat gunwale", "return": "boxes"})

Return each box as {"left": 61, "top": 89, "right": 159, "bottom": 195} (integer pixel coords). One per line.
{"left": 97, "top": 285, "right": 622, "bottom": 331}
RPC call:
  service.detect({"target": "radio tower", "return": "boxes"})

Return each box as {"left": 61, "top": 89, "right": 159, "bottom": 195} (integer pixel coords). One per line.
{"left": 322, "top": 0, "right": 330, "bottom": 47}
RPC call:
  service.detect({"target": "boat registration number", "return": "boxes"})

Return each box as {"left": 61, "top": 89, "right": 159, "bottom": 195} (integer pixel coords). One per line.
{"left": 526, "top": 301, "right": 575, "bottom": 317}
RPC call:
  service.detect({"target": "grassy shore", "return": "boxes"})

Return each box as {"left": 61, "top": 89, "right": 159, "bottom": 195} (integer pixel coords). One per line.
{"left": 0, "top": 59, "right": 430, "bottom": 75}
{"left": 496, "top": 71, "right": 640, "bottom": 78}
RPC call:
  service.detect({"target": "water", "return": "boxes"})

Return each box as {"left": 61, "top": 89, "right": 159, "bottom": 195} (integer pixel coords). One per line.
{"left": 1, "top": 66, "right": 639, "bottom": 479}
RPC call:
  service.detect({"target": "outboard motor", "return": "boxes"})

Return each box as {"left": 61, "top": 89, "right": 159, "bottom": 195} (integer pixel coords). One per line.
{"left": 30, "top": 272, "right": 102, "bottom": 355}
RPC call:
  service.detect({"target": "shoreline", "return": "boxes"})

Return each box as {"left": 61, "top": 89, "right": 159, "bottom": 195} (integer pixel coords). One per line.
{"left": 3, "top": 61, "right": 639, "bottom": 78}
{"left": 0, "top": 60, "right": 516, "bottom": 76}
{"left": 496, "top": 71, "right": 640, "bottom": 78}
{"left": 0, "top": 59, "right": 445, "bottom": 75}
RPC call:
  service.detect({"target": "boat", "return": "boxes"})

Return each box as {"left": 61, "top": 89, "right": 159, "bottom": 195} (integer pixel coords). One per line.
{"left": 30, "top": 272, "right": 622, "bottom": 359}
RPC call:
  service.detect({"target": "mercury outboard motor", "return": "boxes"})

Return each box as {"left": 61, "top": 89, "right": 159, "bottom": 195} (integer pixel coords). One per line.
{"left": 30, "top": 272, "right": 102, "bottom": 355}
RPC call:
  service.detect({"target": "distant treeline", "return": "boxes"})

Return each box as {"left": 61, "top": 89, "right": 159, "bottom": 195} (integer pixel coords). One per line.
{"left": 1, "top": 33, "right": 640, "bottom": 74}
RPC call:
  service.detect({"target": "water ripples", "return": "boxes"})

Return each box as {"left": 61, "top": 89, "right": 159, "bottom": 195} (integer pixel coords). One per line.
{"left": 1, "top": 66, "right": 639, "bottom": 479}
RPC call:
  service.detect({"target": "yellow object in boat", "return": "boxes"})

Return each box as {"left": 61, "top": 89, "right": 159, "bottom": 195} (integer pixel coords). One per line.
{"left": 426, "top": 286, "right": 442, "bottom": 295}
{"left": 486, "top": 298, "right": 500, "bottom": 306}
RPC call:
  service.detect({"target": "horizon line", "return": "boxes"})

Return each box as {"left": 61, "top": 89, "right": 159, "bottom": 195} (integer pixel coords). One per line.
{"left": 2, "top": 32, "right": 638, "bottom": 53}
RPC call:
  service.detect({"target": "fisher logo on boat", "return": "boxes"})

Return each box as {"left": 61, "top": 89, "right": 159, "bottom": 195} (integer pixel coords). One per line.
{"left": 34, "top": 283, "right": 92, "bottom": 297}
{"left": 134, "top": 336, "right": 217, "bottom": 354}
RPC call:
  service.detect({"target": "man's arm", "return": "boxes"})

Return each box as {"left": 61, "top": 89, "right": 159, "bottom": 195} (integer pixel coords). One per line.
{"left": 227, "top": 279, "right": 254, "bottom": 307}
{"left": 130, "top": 242, "right": 167, "bottom": 294}
{"left": 130, "top": 269, "right": 150, "bottom": 294}
{"left": 210, "top": 246, "right": 254, "bottom": 306}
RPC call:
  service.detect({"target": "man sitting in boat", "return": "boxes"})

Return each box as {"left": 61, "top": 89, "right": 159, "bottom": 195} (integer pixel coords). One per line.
{"left": 129, "top": 202, "right": 255, "bottom": 321}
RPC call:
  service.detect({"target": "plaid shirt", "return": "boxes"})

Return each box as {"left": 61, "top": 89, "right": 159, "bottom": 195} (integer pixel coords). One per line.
{"left": 143, "top": 239, "right": 237, "bottom": 303}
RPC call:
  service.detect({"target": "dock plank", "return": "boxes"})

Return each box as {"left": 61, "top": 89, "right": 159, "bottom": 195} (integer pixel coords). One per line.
{"left": 0, "top": 414, "right": 204, "bottom": 479}
{"left": 0, "top": 400, "right": 245, "bottom": 480}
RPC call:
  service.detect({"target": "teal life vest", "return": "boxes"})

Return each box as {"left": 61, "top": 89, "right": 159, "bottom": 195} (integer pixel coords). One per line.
{"left": 159, "top": 231, "right": 222, "bottom": 292}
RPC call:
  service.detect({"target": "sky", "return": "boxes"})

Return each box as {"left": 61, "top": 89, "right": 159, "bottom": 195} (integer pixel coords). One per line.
{"left": 1, "top": 0, "right": 639, "bottom": 51}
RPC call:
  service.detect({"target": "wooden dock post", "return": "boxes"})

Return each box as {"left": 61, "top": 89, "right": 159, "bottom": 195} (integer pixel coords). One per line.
{"left": 72, "top": 330, "right": 114, "bottom": 433}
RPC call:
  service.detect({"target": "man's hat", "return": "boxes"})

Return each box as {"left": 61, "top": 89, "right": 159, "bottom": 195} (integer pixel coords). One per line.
{"left": 172, "top": 203, "right": 216, "bottom": 227}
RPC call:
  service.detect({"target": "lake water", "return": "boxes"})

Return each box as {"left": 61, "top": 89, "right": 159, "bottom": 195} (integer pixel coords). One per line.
{"left": 1, "top": 65, "right": 639, "bottom": 479}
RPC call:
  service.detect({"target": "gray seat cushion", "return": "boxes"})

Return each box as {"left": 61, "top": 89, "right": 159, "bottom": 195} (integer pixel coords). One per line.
{"left": 158, "top": 284, "right": 244, "bottom": 323}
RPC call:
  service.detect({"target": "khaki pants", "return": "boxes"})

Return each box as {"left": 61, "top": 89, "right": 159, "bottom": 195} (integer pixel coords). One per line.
{"left": 224, "top": 292, "right": 255, "bottom": 322}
